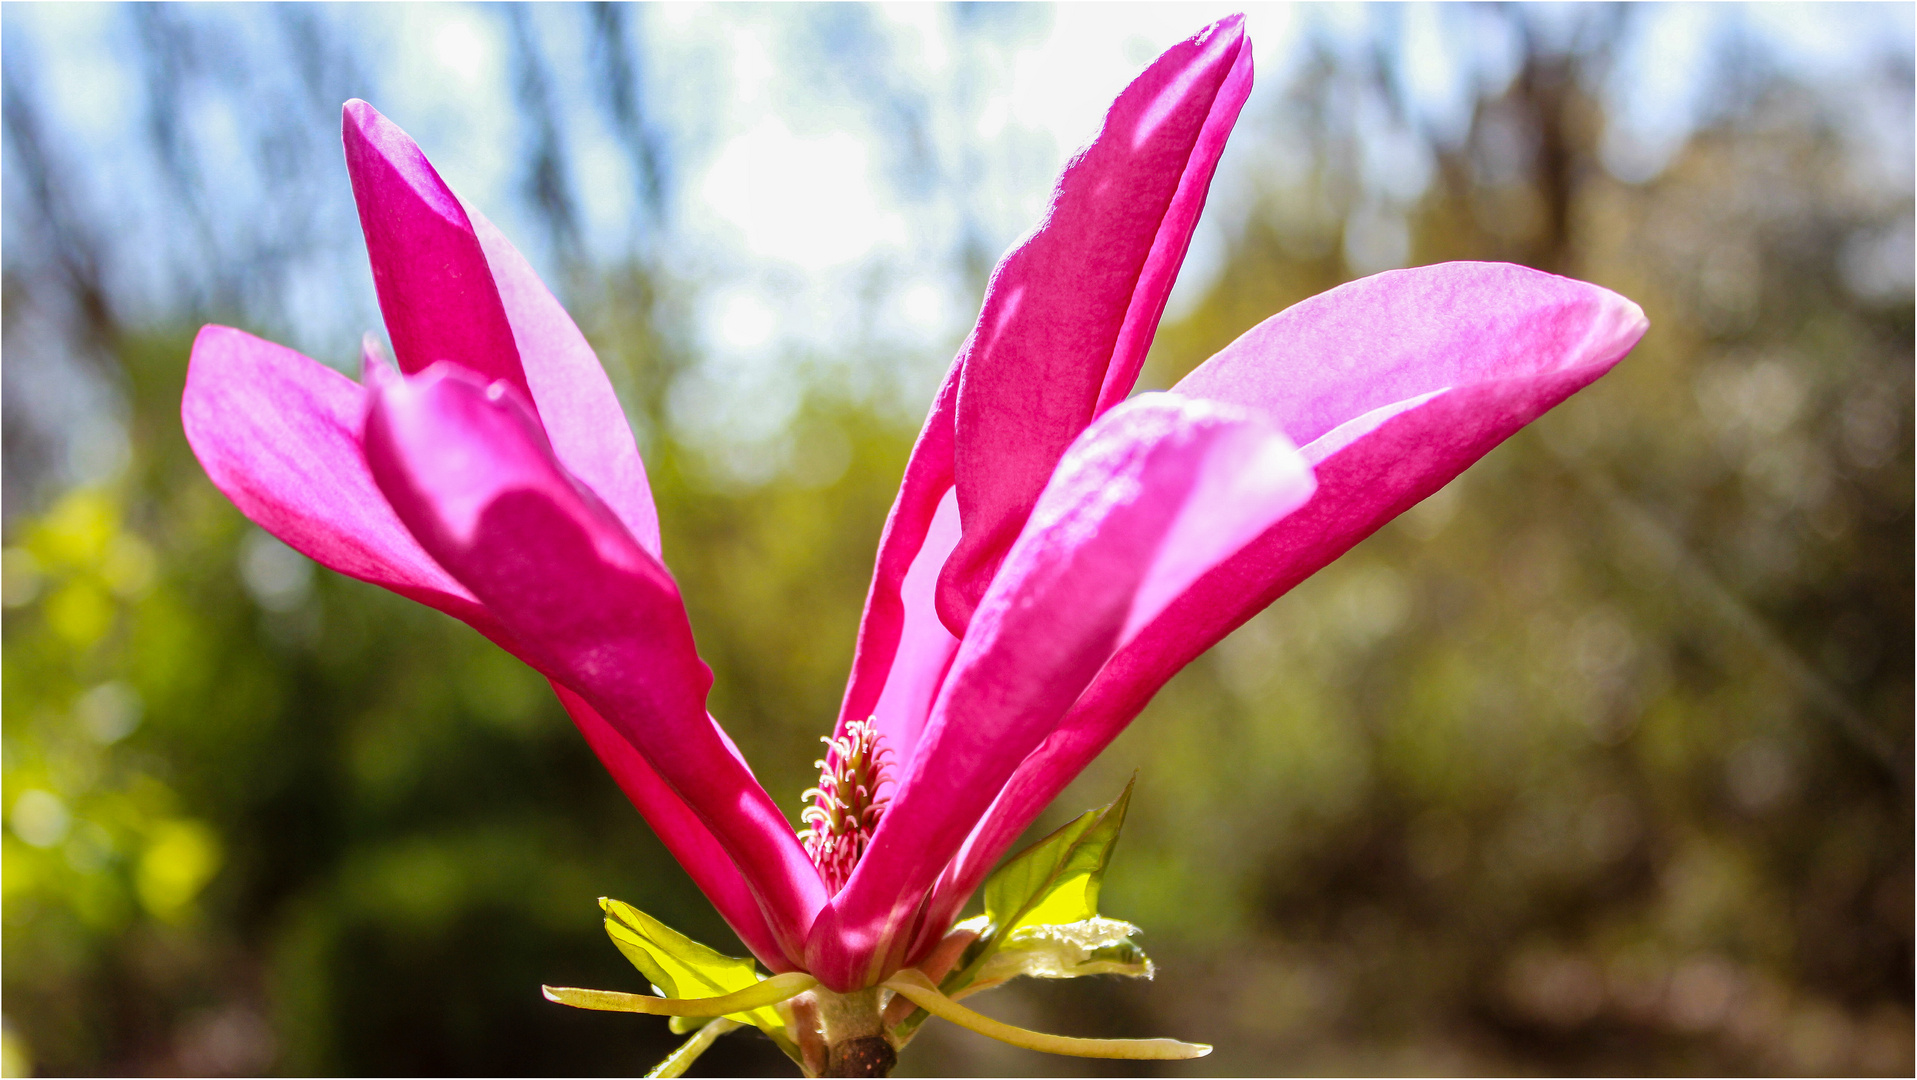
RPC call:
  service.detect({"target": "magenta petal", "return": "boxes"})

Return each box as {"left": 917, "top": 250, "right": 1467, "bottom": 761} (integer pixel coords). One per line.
{"left": 865, "top": 488, "right": 962, "bottom": 770}
{"left": 549, "top": 682, "right": 790, "bottom": 970}
{"left": 341, "top": 100, "right": 528, "bottom": 398}
{"left": 361, "top": 365, "right": 825, "bottom": 962}
{"left": 922, "top": 263, "right": 1648, "bottom": 937}
{"left": 830, "top": 12, "right": 1251, "bottom": 777}
{"left": 181, "top": 324, "right": 497, "bottom": 632}
{"left": 807, "top": 394, "right": 1312, "bottom": 990}
{"left": 827, "top": 372, "right": 958, "bottom": 759}
{"left": 936, "top": 15, "right": 1254, "bottom": 633}
{"left": 467, "top": 206, "right": 662, "bottom": 556}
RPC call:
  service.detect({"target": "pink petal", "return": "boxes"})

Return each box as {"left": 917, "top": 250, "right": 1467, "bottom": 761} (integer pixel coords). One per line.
{"left": 1177, "top": 263, "right": 1649, "bottom": 454}
{"left": 936, "top": 15, "right": 1254, "bottom": 633}
{"left": 865, "top": 489, "right": 962, "bottom": 770}
{"left": 361, "top": 364, "right": 826, "bottom": 963}
{"left": 807, "top": 394, "right": 1312, "bottom": 990}
{"left": 826, "top": 373, "right": 958, "bottom": 765}
{"left": 550, "top": 682, "right": 790, "bottom": 970}
{"left": 920, "top": 263, "right": 1648, "bottom": 943}
{"left": 342, "top": 100, "right": 528, "bottom": 399}
{"left": 467, "top": 206, "right": 662, "bottom": 556}
{"left": 181, "top": 324, "right": 497, "bottom": 633}
{"left": 825, "top": 13, "right": 1252, "bottom": 783}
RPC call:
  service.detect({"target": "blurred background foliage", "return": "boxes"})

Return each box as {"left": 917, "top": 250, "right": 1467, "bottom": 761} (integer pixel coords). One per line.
{"left": 2, "top": 3, "right": 1910, "bottom": 1076}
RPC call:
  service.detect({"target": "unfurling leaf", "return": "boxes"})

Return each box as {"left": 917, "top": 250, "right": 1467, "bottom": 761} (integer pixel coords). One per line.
{"left": 982, "top": 775, "right": 1132, "bottom": 933}
{"left": 901, "top": 776, "right": 1137, "bottom": 1038}
{"left": 970, "top": 917, "right": 1154, "bottom": 992}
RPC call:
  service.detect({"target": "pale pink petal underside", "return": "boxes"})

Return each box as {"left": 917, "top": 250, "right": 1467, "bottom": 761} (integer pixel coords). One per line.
{"left": 467, "top": 206, "right": 661, "bottom": 556}
{"left": 181, "top": 324, "right": 495, "bottom": 631}
{"left": 826, "top": 371, "right": 958, "bottom": 756}
{"left": 922, "top": 263, "right": 1649, "bottom": 943}
{"left": 865, "top": 488, "right": 962, "bottom": 769}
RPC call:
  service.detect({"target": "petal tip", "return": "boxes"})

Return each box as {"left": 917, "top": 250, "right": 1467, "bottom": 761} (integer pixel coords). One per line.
{"left": 1198, "top": 12, "right": 1249, "bottom": 56}
{"left": 1588, "top": 284, "right": 1651, "bottom": 363}
{"left": 190, "top": 322, "right": 238, "bottom": 353}
{"left": 340, "top": 99, "right": 462, "bottom": 221}
{"left": 340, "top": 98, "right": 384, "bottom": 144}
{"left": 1619, "top": 294, "right": 1651, "bottom": 336}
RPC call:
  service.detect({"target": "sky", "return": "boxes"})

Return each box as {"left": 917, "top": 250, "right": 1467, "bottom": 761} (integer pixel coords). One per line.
{"left": 2, "top": 2, "right": 1912, "bottom": 493}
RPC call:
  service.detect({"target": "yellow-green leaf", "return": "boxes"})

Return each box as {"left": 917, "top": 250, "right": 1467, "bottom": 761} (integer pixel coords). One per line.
{"left": 981, "top": 777, "right": 1131, "bottom": 934}
{"left": 898, "top": 776, "right": 1138, "bottom": 1044}
{"left": 597, "top": 898, "right": 791, "bottom": 1043}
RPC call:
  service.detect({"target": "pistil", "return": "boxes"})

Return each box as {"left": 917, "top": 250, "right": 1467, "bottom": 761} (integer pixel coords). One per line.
{"left": 798, "top": 718, "right": 893, "bottom": 892}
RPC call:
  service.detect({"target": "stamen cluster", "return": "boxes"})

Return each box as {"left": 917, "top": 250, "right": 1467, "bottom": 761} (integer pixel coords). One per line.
{"left": 798, "top": 718, "right": 893, "bottom": 892}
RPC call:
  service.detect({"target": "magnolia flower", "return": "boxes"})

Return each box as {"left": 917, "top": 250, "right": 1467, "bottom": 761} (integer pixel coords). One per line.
{"left": 182, "top": 15, "right": 1644, "bottom": 1076}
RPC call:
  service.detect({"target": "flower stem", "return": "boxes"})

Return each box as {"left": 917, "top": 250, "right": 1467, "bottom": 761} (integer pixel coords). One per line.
{"left": 814, "top": 986, "right": 896, "bottom": 1078}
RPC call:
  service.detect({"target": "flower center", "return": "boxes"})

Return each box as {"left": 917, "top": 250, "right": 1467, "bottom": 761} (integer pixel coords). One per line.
{"left": 798, "top": 718, "right": 893, "bottom": 892}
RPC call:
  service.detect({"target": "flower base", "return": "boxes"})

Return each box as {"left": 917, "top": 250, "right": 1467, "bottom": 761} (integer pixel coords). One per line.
{"left": 824, "top": 1036, "right": 896, "bottom": 1078}
{"left": 816, "top": 986, "right": 894, "bottom": 1077}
